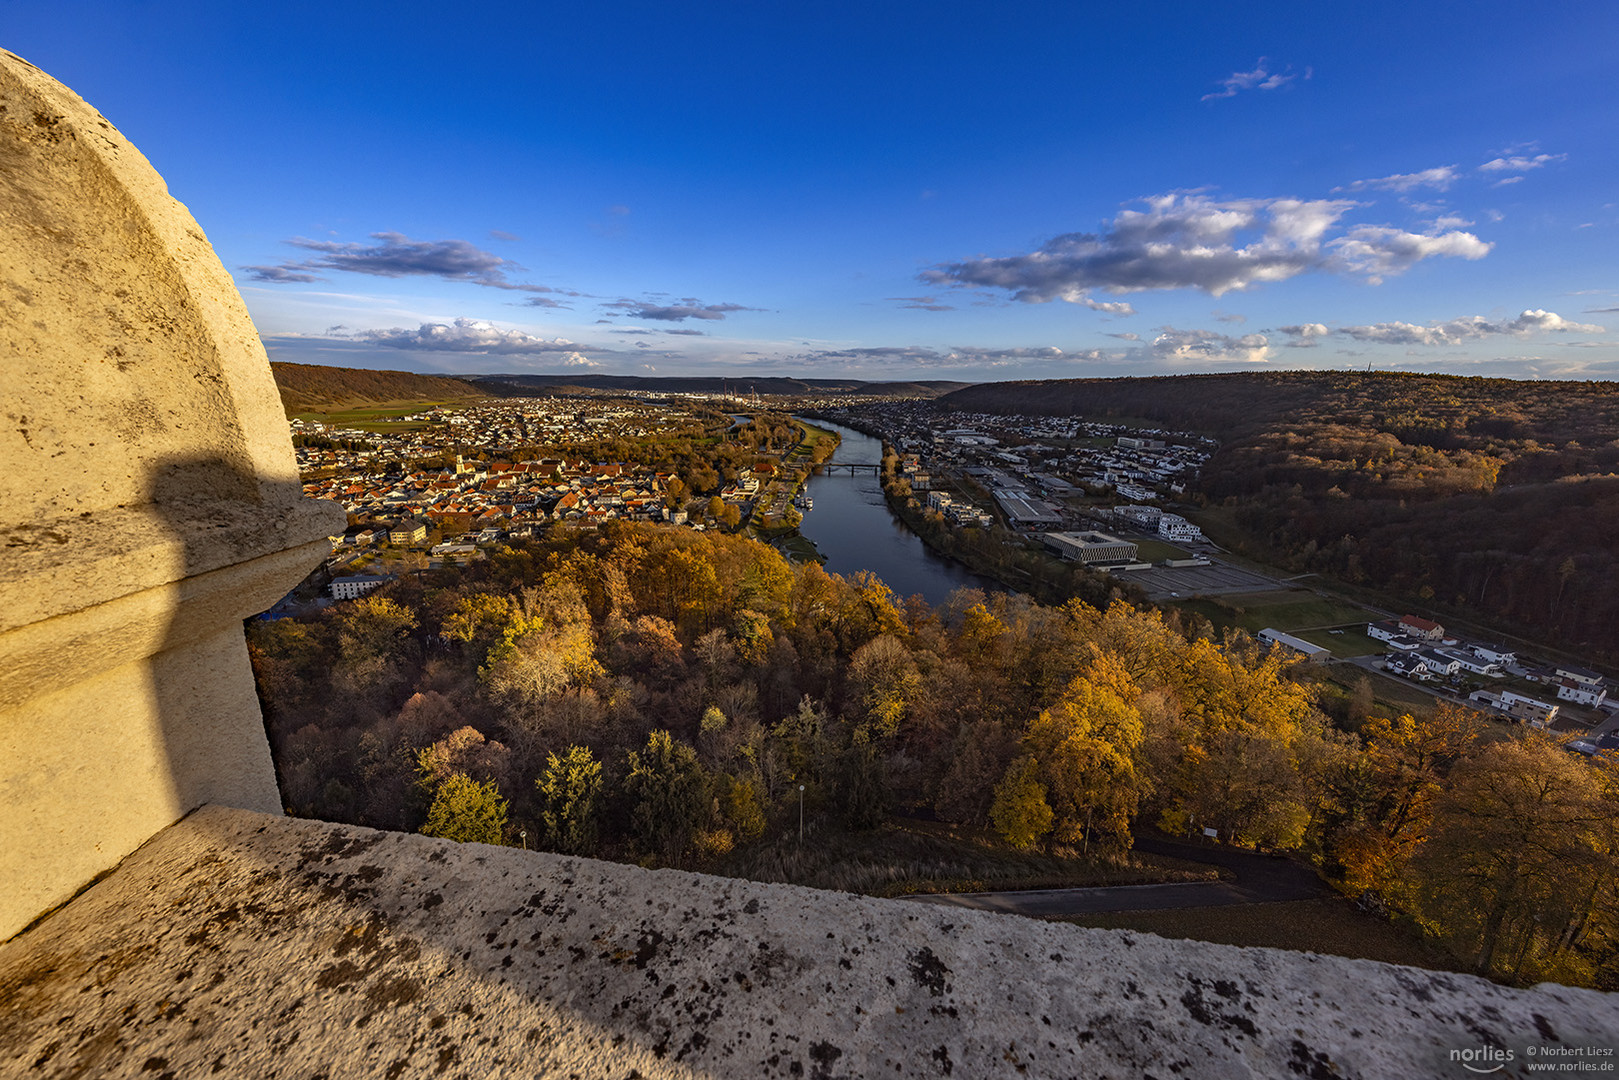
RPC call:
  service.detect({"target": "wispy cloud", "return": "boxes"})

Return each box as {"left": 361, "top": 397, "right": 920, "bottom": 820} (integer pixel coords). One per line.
{"left": 241, "top": 264, "right": 323, "bottom": 283}
{"left": 1334, "top": 166, "right": 1459, "bottom": 193}
{"left": 787, "top": 344, "right": 1075, "bottom": 369}
{"left": 887, "top": 295, "right": 957, "bottom": 312}
{"left": 1202, "top": 58, "right": 1305, "bottom": 101}
{"left": 243, "top": 232, "right": 577, "bottom": 298}
{"left": 789, "top": 331, "right": 1267, "bottom": 370}
{"left": 602, "top": 297, "right": 759, "bottom": 322}
{"left": 1280, "top": 308, "right": 1603, "bottom": 347}
{"left": 1479, "top": 152, "right": 1565, "bottom": 173}
{"left": 923, "top": 192, "right": 1490, "bottom": 301}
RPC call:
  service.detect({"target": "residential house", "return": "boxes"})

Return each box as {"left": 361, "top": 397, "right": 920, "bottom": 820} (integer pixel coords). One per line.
{"left": 1499, "top": 690, "right": 1560, "bottom": 725}
{"left": 1398, "top": 615, "right": 1445, "bottom": 641}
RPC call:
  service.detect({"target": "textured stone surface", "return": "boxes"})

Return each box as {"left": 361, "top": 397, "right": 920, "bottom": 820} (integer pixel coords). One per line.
{"left": 0, "top": 50, "right": 344, "bottom": 939}
{"left": 1, "top": 807, "right": 1613, "bottom": 1079}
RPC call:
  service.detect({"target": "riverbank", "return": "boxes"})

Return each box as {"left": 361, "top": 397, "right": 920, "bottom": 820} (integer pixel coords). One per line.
{"left": 793, "top": 421, "right": 1002, "bottom": 605}
{"left": 875, "top": 453, "right": 1140, "bottom": 611}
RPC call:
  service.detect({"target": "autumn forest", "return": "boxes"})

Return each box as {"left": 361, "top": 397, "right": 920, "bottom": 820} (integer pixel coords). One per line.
{"left": 249, "top": 521, "right": 1619, "bottom": 989}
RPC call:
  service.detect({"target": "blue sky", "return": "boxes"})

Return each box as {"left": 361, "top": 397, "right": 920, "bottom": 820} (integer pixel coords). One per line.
{"left": 9, "top": 1, "right": 1618, "bottom": 381}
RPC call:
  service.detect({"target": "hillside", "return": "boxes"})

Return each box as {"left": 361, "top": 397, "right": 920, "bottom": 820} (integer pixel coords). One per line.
{"left": 470, "top": 374, "right": 970, "bottom": 398}
{"left": 941, "top": 371, "right": 1619, "bottom": 443}
{"left": 945, "top": 372, "right": 1619, "bottom": 659}
{"left": 271, "top": 362, "right": 486, "bottom": 413}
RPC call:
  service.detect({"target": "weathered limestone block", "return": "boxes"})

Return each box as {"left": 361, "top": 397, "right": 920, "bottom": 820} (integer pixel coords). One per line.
{"left": 1, "top": 807, "right": 1614, "bottom": 1079}
{"left": 0, "top": 50, "right": 345, "bottom": 941}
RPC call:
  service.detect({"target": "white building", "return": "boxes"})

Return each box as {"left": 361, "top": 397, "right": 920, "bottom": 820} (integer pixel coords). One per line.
{"left": 1555, "top": 679, "right": 1607, "bottom": 707}
{"left": 1156, "top": 513, "right": 1203, "bottom": 542}
{"left": 330, "top": 575, "right": 390, "bottom": 601}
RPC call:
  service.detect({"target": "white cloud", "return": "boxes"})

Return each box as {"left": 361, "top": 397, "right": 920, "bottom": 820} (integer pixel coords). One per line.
{"left": 1149, "top": 327, "right": 1271, "bottom": 363}
{"left": 1278, "top": 323, "right": 1331, "bottom": 347}
{"left": 1479, "top": 152, "right": 1565, "bottom": 173}
{"left": 924, "top": 192, "right": 1491, "bottom": 300}
{"left": 1334, "top": 166, "right": 1459, "bottom": 193}
{"left": 1326, "top": 225, "right": 1491, "bottom": 284}
{"left": 1334, "top": 309, "right": 1604, "bottom": 346}
{"left": 1202, "top": 58, "right": 1303, "bottom": 101}
{"left": 353, "top": 318, "right": 591, "bottom": 355}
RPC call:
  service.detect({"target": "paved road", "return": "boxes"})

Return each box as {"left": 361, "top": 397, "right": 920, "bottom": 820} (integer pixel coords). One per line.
{"left": 900, "top": 835, "right": 1331, "bottom": 916}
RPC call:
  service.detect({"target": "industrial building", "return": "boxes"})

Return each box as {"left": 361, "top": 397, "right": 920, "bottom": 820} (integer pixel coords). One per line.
{"left": 1043, "top": 531, "right": 1139, "bottom": 564}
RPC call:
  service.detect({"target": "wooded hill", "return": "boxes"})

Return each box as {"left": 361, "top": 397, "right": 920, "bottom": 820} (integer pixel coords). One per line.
{"left": 470, "top": 373, "right": 970, "bottom": 398}
{"left": 271, "top": 362, "right": 486, "bottom": 413}
{"left": 944, "top": 372, "right": 1619, "bottom": 660}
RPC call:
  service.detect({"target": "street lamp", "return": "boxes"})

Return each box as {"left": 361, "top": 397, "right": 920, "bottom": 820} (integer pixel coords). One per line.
{"left": 798, "top": 784, "right": 805, "bottom": 844}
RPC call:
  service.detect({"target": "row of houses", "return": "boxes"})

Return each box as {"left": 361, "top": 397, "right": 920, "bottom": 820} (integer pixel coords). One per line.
{"left": 1372, "top": 613, "right": 1610, "bottom": 716}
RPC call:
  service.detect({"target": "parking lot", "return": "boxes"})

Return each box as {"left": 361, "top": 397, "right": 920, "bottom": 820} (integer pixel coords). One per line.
{"left": 1112, "top": 560, "right": 1288, "bottom": 601}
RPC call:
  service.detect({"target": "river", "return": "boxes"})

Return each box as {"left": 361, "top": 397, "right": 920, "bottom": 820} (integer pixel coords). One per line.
{"left": 794, "top": 420, "right": 1002, "bottom": 607}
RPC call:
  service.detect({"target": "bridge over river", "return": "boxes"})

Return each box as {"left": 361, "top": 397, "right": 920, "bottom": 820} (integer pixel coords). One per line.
{"left": 812, "top": 461, "right": 882, "bottom": 475}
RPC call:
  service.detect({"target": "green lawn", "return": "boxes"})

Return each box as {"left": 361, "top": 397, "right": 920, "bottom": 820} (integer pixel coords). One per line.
{"left": 296, "top": 400, "right": 466, "bottom": 433}
{"left": 1293, "top": 627, "right": 1385, "bottom": 657}
{"left": 1131, "top": 539, "right": 1192, "bottom": 562}
{"left": 776, "top": 534, "right": 824, "bottom": 563}
{"left": 1187, "top": 590, "right": 1372, "bottom": 634}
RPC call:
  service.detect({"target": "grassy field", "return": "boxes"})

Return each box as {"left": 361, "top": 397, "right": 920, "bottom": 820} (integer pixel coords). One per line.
{"left": 1175, "top": 589, "right": 1371, "bottom": 636}
{"left": 1292, "top": 626, "right": 1385, "bottom": 657}
{"left": 791, "top": 419, "right": 840, "bottom": 453}
{"left": 1054, "top": 898, "right": 1466, "bottom": 973}
{"left": 1131, "top": 539, "right": 1192, "bottom": 562}
{"left": 1322, "top": 664, "right": 1442, "bottom": 716}
{"left": 714, "top": 817, "right": 1220, "bottom": 899}
{"left": 775, "top": 534, "right": 824, "bottom": 563}
{"left": 295, "top": 399, "right": 469, "bottom": 432}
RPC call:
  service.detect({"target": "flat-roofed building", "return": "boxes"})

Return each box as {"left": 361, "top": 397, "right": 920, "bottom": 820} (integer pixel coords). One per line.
{"left": 1257, "top": 628, "right": 1331, "bottom": 660}
{"left": 1043, "top": 531, "right": 1138, "bottom": 564}
{"left": 1157, "top": 513, "right": 1203, "bottom": 542}
{"left": 994, "top": 490, "right": 1061, "bottom": 527}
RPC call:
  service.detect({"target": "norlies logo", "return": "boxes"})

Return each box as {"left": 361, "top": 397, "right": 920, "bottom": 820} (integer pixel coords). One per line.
{"left": 1451, "top": 1046, "right": 1515, "bottom": 1074}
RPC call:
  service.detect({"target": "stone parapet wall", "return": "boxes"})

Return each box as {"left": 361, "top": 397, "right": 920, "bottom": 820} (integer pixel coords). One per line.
{"left": 0, "top": 50, "right": 344, "bottom": 941}
{"left": 1, "top": 806, "right": 1614, "bottom": 1079}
